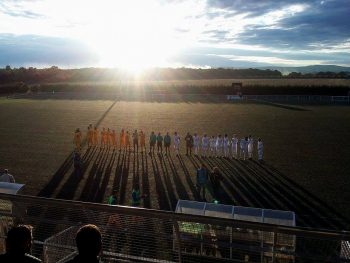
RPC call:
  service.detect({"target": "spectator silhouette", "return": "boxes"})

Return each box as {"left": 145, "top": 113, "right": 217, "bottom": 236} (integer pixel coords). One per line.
{"left": 0, "top": 225, "right": 41, "bottom": 262}
{"left": 0, "top": 169, "right": 15, "bottom": 183}
{"left": 66, "top": 224, "right": 102, "bottom": 263}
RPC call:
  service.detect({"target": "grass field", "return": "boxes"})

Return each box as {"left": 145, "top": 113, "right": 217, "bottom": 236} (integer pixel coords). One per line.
{"left": 0, "top": 96, "right": 350, "bottom": 230}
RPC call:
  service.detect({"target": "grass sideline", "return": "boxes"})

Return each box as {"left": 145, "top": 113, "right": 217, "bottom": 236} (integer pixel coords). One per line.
{"left": 0, "top": 97, "right": 349, "bottom": 229}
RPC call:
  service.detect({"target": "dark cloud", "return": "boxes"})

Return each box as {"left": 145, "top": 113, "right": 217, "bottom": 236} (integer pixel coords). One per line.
{"left": 0, "top": 34, "right": 98, "bottom": 67}
{"left": 208, "top": 0, "right": 350, "bottom": 50}
{"left": 206, "top": 0, "right": 318, "bottom": 17}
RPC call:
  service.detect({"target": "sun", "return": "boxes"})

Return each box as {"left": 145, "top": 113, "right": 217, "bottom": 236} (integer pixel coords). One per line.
{"left": 81, "top": 0, "right": 182, "bottom": 72}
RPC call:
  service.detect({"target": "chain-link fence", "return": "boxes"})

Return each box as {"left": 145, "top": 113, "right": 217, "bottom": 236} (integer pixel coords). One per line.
{"left": 0, "top": 193, "right": 349, "bottom": 263}
{"left": 243, "top": 95, "right": 350, "bottom": 104}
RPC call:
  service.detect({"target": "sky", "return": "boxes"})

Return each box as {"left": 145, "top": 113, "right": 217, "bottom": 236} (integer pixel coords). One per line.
{"left": 0, "top": 0, "right": 349, "bottom": 70}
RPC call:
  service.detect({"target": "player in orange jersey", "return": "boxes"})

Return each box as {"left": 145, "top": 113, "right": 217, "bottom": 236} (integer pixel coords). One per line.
{"left": 107, "top": 128, "right": 112, "bottom": 147}
{"left": 93, "top": 126, "right": 99, "bottom": 146}
{"left": 139, "top": 130, "right": 146, "bottom": 153}
{"left": 73, "top": 128, "right": 82, "bottom": 151}
{"left": 119, "top": 129, "right": 125, "bottom": 151}
{"left": 101, "top": 127, "right": 107, "bottom": 148}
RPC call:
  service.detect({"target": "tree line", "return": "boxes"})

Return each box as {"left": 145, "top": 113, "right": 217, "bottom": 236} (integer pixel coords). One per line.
{"left": 0, "top": 66, "right": 282, "bottom": 84}
{"left": 1, "top": 66, "right": 349, "bottom": 84}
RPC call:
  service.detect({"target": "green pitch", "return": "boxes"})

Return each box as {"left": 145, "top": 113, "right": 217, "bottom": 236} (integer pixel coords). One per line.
{"left": 0, "top": 97, "right": 349, "bottom": 230}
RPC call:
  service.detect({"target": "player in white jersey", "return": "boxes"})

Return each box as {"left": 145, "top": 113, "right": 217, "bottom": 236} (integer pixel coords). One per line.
{"left": 209, "top": 136, "right": 216, "bottom": 157}
{"left": 231, "top": 134, "right": 238, "bottom": 159}
{"left": 223, "top": 134, "right": 229, "bottom": 158}
{"left": 216, "top": 134, "right": 223, "bottom": 157}
{"left": 174, "top": 131, "right": 180, "bottom": 156}
{"left": 240, "top": 137, "right": 246, "bottom": 160}
{"left": 248, "top": 135, "right": 254, "bottom": 159}
{"left": 244, "top": 137, "right": 249, "bottom": 160}
{"left": 201, "top": 134, "right": 209, "bottom": 157}
{"left": 257, "top": 138, "right": 263, "bottom": 162}
{"left": 193, "top": 133, "right": 200, "bottom": 156}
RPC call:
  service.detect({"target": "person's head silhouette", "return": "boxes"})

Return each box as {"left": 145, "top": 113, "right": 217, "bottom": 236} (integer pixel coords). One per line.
{"left": 6, "top": 225, "right": 33, "bottom": 255}
{"left": 75, "top": 224, "right": 102, "bottom": 259}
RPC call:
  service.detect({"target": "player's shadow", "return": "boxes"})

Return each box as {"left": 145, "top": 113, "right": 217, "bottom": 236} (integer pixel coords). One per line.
{"left": 150, "top": 153, "right": 171, "bottom": 211}
{"left": 227, "top": 158, "right": 318, "bottom": 227}
{"left": 167, "top": 154, "right": 190, "bottom": 200}
{"left": 118, "top": 149, "right": 131, "bottom": 205}
{"left": 177, "top": 155, "right": 201, "bottom": 201}
{"left": 37, "top": 101, "right": 116, "bottom": 198}
{"left": 77, "top": 148, "right": 108, "bottom": 201}
{"left": 251, "top": 160, "right": 349, "bottom": 230}
{"left": 85, "top": 148, "right": 112, "bottom": 202}
{"left": 31, "top": 148, "right": 97, "bottom": 242}
{"left": 54, "top": 147, "right": 98, "bottom": 200}
{"left": 212, "top": 157, "right": 348, "bottom": 230}
{"left": 253, "top": 99, "right": 310, "bottom": 111}
{"left": 109, "top": 149, "right": 125, "bottom": 204}
{"left": 141, "top": 151, "right": 151, "bottom": 208}
{"left": 95, "top": 149, "right": 117, "bottom": 203}
{"left": 37, "top": 147, "right": 91, "bottom": 198}
{"left": 158, "top": 154, "right": 178, "bottom": 210}
{"left": 132, "top": 151, "right": 140, "bottom": 191}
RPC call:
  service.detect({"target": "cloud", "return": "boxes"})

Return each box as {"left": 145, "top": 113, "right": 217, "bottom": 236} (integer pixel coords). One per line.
{"left": 0, "top": 1, "right": 44, "bottom": 19}
{"left": 206, "top": 0, "right": 316, "bottom": 17}
{"left": 0, "top": 34, "right": 98, "bottom": 68}
{"left": 205, "top": 0, "right": 350, "bottom": 52}
{"left": 0, "top": 0, "right": 349, "bottom": 68}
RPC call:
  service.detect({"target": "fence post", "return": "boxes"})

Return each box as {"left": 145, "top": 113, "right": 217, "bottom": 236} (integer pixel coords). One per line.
{"left": 272, "top": 231, "right": 277, "bottom": 263}
{"left": 172, "top": 219, "right": 183, "bottom": 263}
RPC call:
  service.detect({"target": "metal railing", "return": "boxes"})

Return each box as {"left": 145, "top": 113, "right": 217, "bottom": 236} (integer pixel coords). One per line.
{"left": 243, "top": 95, "right": 350, "bottom": 104}
{"left": 0, "top": 193, "right": 350, "bottom": 262}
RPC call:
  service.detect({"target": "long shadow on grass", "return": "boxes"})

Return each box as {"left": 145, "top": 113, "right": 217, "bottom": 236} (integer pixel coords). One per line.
{"left": 37, "top": 100, "right": 117, "bottom": 198}
{"left": 158, "top": 154, "right": 178, "bottom": 210}
{"left": 95, "top": 149, "right": 117, "bottom": 203}
{"left": 218, "top": 158, "right": 287, "bottom": 209}
{"left": 177, "top": 155, "right": 201, "bottom": 201}
{"left": 213, "top": 157, "right": 345, "bottom": 229}
{"left": 110, "top": 149, "right": 125, "bottom": 204}
{"left": 85, "top": 149, "right": 111, "bottom": 202}
{"left": 31, "top": 148, "right": 98, "bottom": 242}
{"left": 203, "top": 156, "right": 249, "bottom": 206}
{"left": 141, "top": 152, "right": 151, "bottom": 208}
{"left": 150, "top": 153, "right": 171, "bottom": 211}
{"left": 55, "top": 147, "right": 98, "bottom": 200}
{"left": 250, "top": 160, "right": 349, "bottom": 230}
{"left": 132, "top": 151, "right": 139, "bottom": 189}
{"left": 217, "top": 158, "right": 311, "bottom": 227}
{"left": 37, "top": 147, "right": 92, "bottom": 198}
{"left": 77, "top": 148, "right": 107, "bottom": 201}
{"left": 32, "top": 102, "right": 118, "bottom": 242}
{"left": 119, "top": 150, "right": 131, "bottom": 205}
{"left": 167, "top": 154, "right": 190, "bottom": 200}
{"left": 253, "top": 99, "right": 310, "bottom": 111}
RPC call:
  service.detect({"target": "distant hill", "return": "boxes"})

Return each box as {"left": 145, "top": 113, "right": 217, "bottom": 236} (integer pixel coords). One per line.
{"left": 259, "top": 65, "right": 350, "bottom": 75}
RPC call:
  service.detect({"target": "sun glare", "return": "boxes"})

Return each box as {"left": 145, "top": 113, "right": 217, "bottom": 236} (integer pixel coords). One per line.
{"left": 79, "top": 0, "right": 184, "bottom": 72}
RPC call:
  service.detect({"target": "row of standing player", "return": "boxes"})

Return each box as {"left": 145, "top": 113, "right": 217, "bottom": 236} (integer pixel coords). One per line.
{"left": 73, "top": 125, "right": 264, "bottom": 161}
{"left": 73, "top": 125, "right": 147, "bottom": 151}
{"left": 169, "top": 132, "right": 263, "bottom": 161}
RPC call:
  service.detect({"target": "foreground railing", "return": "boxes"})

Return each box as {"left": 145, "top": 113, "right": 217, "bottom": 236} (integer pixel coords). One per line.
{"left": 243, "top": 95, "right": 350, "bottom": 104}
{"left": 0, "top": 193, "right": 349, "bottom": 262}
